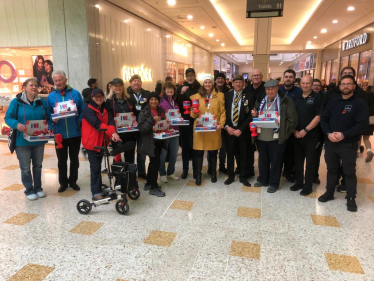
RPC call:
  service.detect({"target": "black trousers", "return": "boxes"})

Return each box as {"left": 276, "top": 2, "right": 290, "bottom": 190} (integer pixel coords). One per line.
{"left": 146, "top": 141, "right": 163, "bottom": 189}
{"left": 282, "top": 134, "right": 294, "bottom": 176}
{"left": 325, "top": 141, "right": 358, "bottom": 198}
{"left": 55, "top": 136, "right": 81, "bottom": 186}
{"left": 314, "top": 139, "right": 324, "bottom": 178}
{"left": 113, "top": 132, "right": 136, "bottom": 163}
{"left": 257, "top": 139, "right": 287, "bottom": 188}
{"left": 293, "top": 137, "right": 319, "bottom": 188}
{"left": 86, "top": 149, "right": 103, "bottom": 196}
{"left": 226, "top": 133, "right": 250, "bottom": 180}
{"left": 219, "top": 130, "right": 226, "bottom": 168}
{"left": 245, "top": 141, "right": 255, "bottom": 177}
{"left": 180, "top": 124, "right": 195, "bottom": 171}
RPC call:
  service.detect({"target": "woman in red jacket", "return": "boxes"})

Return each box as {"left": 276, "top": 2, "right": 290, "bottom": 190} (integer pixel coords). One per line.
{"left": 82, "top": 88, "right": 120, "bottom": 201}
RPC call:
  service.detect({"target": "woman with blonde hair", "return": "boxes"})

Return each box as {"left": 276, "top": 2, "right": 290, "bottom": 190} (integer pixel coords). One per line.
{"left": 190, "top": 74, "right": 226, "bottom": 185}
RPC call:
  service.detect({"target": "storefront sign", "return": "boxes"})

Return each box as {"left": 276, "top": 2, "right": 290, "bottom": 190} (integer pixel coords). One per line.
{"left": 122, "top": 65, "right": 153, "bottom": 82}
{"left": 173, "top": 43, "right": 188, "bottom": 57}
{"left": 0, "top": 60, "right": 17, "bottom": 83}
{"left": 342, "top": 33, "right": 368, "bottom": 51}
{"left": 247, "top": 0, "right": 284, "bottom": 18}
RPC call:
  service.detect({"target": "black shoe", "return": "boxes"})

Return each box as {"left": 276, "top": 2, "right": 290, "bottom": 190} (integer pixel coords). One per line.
{"left": 211, "top": 172, "right": 217, "bottom": 183}
{"left": 181, "top": 170, "right": 188, "bottom": 179}
{"left": 143, "top": 184, "right": 151, "bottom": 191}
{"left": 359, "top": 145, "right": 364, "bottom": 153}
{"left": 234, "top": 167, "right": 240, "bottom": 174}
{"left": 219, "top": 167, "right": 227, "bottom": 174}
{"left": 224, "top": 177, "right": 235, "bottom": 185}
{"left": 69, "top": 183, "right": 80, "bottom": 191}
{"left": 149, "top": 187, "right": 165, "bottom": 197}
{"left": 300, "top": 186, "right": 312, "bottom": 196}
{"left": 290, "top": 184, "right": 303, "bottom": 191}
{"left": 346, "top": 196, "right": 357, "bottom": 212}
{"left": 138, "top": 173, "right": 147, "bottom": 180}
{"left": 337, "top": 185, "right": 347, "bottom": 193}
{"left": 58, "top": 185, "right": 68, "bottom": 193}
{"left": 267, "top": 186, "right": 278, "bottom": 193}
{"left": 313, "top": 177, "right": 321, "bottom": 184}
{"left": 283, "top": 174, "right": 295, "bottom": 183}
{"left": 240, "top": 178, "right": 251, "bottom": 187}
{"left": 195, "top": 173, "right": 202, "bottom": 186}
{"left": 318, "top": 192, "right": 334, "bottom": 202}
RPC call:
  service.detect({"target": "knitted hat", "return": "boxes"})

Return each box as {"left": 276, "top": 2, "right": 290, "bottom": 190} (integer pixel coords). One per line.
{"left": 215, "top": 72, "right": 226, "bottom": 80}
{"left": 148, "top": 91, "right": 160, "bottom": 102}
{"left": 202, "top": 74, "right": 214, "bottom": 84}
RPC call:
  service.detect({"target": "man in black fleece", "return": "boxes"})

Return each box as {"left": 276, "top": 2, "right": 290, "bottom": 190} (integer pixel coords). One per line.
{"left": 177, "top": 68, "right": 201, "bottom": 179}
{"left": 318, "top": 75, "right": 369, "bottom": 212}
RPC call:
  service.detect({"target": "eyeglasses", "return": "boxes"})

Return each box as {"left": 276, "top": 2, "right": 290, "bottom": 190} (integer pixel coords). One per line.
{"left": 252, "top": 75, "right": 261, "bottom": 78}
{"left": 341, "top": 83, "right": 354, "bottom": 87}
{"left": 186, "top": 75, "right": 195, "bottom": 78}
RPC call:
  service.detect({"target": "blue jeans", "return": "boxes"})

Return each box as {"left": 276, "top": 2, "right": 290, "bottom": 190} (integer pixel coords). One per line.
{"left": 159, "top": 137, "right": 179, "bottom": 176}
{"left": 15, "top": 144, "right": 45, "bottom": 195}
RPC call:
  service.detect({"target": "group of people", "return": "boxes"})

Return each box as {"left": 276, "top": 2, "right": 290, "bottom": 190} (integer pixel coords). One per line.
{"left": 4, "top": 66, "right": 373, "bottom": 212}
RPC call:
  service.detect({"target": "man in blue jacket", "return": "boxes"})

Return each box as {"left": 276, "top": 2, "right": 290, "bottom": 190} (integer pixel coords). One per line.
{"left": 47, "top": 70, "right": 84, "bottom": 193}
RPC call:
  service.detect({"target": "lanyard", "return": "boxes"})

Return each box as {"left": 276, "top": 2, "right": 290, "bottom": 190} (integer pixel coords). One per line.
{"left": 205, "top": 94, "right": 213, "bottom": 110}
{"left": 56, "top": 90, "right": 73, "bottom": 103}
{"left": 22, "top": 101, "right": 47, "bottom": 123}
{"left": 112, "top": 97, "right": 131, "bottom": 115}
{"left": 133, "top": 93, "right": 142, "bottom": 104}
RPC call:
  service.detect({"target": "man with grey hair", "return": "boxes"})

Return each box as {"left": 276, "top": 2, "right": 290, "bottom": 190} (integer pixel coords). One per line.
{"left": 47, "top": 70, "right": 84, "bottom": 193}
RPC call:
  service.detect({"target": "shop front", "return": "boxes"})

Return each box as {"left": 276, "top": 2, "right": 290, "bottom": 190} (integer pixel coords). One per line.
{"left": 292, "top": 53, "right": 317, "bottom": 78}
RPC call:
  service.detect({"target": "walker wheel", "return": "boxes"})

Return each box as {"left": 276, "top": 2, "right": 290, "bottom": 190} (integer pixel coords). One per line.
{"left": 77, "top": 199, "right": 92, "bottom": 215}
{"left": 115, "top": 199, "right": 129, "bottom": 215}
{"left": 128, "top": 188, "right": 140, "bottom": 200}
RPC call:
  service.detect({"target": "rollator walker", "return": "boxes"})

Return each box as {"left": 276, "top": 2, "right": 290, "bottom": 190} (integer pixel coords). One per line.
{"left": 76, "top": 129, "right": 140, "bottom": 215}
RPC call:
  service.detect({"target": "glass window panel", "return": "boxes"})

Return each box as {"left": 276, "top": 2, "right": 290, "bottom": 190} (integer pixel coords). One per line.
{"left": 357, "top": 50, "right": 372, "bottom": 87}
{"left": 349, "top": 53, "right": 359, "bottom": 77}
{"left": 325, "top": 61, "right": 332, "bottom": 84}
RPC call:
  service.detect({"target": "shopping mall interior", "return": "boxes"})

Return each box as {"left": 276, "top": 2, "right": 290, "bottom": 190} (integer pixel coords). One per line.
{"left": 0, "top": 0, "right": 374, "bottom": 280}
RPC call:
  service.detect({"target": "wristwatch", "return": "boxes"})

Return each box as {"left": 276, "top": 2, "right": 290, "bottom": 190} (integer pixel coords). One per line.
{"left": 304, "top": 128, "right": 309, "bottom": 133}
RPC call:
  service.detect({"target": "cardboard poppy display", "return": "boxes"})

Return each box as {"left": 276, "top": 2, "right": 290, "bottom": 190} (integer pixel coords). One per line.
{"left": 195, "top": 113, "right": 217, "bottom": 132}
{"left": 165, "top": 109, "right": 189, "bottom": 126}
{"left": 153, "top": 119, "right": 179, "bottom": 139}
{"left": 252, "top": 111, "right": 280, "bottom": 129}
{"left": 52, "top": 100, "right": 78, "bottom": 120}
{"left": 114, "top": 112, "right": 139, "bottom": 133}
{"left": 23, "top": 120, "right": 54, "bottom": 142}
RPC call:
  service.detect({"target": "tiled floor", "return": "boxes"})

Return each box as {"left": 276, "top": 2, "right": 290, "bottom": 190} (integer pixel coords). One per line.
{"left": 0, "top": 139, "right": 373, "bottom": 280}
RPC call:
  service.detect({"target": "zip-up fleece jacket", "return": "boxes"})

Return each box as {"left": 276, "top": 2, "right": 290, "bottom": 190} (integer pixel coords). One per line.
{"left": 47, "top": 85, "right": 84, "bottom": 139}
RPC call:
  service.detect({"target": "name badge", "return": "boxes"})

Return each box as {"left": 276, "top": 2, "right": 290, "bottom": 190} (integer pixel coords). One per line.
{"left": 136, "top": 105, "right": 141, "bottom": 111}
{"left": 307, "top": 98, "right": 314, "bottom": 104}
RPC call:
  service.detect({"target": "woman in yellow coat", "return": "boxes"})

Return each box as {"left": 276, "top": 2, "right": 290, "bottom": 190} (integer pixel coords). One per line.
{"left": 190, "top": 74, "right": 226, "bottom": 185}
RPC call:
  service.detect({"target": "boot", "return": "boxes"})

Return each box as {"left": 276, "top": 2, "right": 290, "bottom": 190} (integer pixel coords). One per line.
{"left": 195, "top": 156, "right": 203, "bottom": 186}
{"left": 210, "top": 152, "right": 217, "bottom": 183}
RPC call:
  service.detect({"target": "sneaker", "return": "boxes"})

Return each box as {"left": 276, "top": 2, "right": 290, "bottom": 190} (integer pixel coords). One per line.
{"left": 69, "top": 183, "right": 80, "bottom": 191}
{"left": 318, "top": 192, "right": 334, "bottom": 202}
{"left": 365, "top": 151, "right": 373, "bottom": 163}
{"left": 160, "top": 176, "right": 168, "bottom": 183}
{"left": 58, "top": 185, "right": 68, "bottom": 193}
{"left": 346, "top": 196, "right": 357, "bottom": 212}
{"left": 300, "top": 186, "right": 312, "bottom": 196}
{"left": 360, "top": 145, "right": 364, "bottom": 153}
{"left": 290, "top": 184, "right": 303, "bottom": 191}
{"left": 149, "top": 187, "right": 165, "bottom": 197}
{"left": 143, "top": 184, "right": 151, "bottom": 191}
{"left": 168, "top": 174, "right": 179, "bottom": 181}
{"left": 337, "top": 185, "right": 347, "bottom": 193}
{"left": 283, "top": 174, "right": 295, "bottom": 183}
{"left": 26, "top": 194, "right": 38, "bottom": 201}
{"left": 267, "top": 186, "right": 278, "bottom": 193}
{"left": 36, "top": 191, "right": 46, "bottom": 198}
{"left": 313, "top": 177, "right": 321, "bottom": 184}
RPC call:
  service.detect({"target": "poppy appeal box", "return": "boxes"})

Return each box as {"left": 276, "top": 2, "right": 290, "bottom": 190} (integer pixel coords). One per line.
{"left": 114, "top": 112, "right": 139, "bottom": 133}
{"left": 23, "top": 120, "right": 54, "bottom": 142}
{"left": 52, "top": 100, "right": 78, "bottom": 120}
{"left": 252, "top": 111, "right": 280, "bottom": 129}
{"left": 165, "top": 109, "right": 189, "bottom": 126}
{"left": 153, "top": 119, "right": 179, "bottom": 139}
{"left": 195, "top": 113, "right": 217, "bottom": 132}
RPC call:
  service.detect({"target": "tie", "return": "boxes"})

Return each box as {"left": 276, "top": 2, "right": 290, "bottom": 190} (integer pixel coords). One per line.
{"left": 233, "top": 92, "right": 239, "bottom": 124}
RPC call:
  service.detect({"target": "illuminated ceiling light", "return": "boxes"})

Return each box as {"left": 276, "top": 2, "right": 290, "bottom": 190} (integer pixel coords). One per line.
{"left": 11, "top": 51, "right": 16, "bottom": 52}
{"left": 313, "top": 36, "right": 317, "bottom": 39}
{"left": 95, "top": 4, "right": 100, "bottom": 8}
{"left": 186, "top": 44, "right": 192, "bottom": 47}
{"left": 221, "top": 43, "right": 225, "bottom": 46}
{"left": 187, "top": 15, "right": 193, "bottom": 20}
{"left": 147, "top": 29, "right": 152, "bottom": 31}
{"left": 216, "top": 39, "right": 219, "bottom": 42}
{"left": 200, "top": 26, "right": 205, "bottom": 29}
{"left": 321, "top": 29, "right": 327, "bottom": 33}
{"left": 165, "top": 35, "right": 171, "bottom": 38}
{"left": 307, "top": 41, "right": 312, "bottom": 44}
{"left": 40, "top": 50, "right": 44, "bottom": 52}
{"left": 124, "top": 20, "right": 129, "bottom": 23}
{"left": 6, "top": 48, "right": 9, "bottom": 50}
{"left": 167, "top": 0, "right": 176, "bottom": 5}
{"left": 332, "top": 20, "right": 338, "bottom": 23}
{"left": 209, "top": 33, "right": 214, "bottom": 37}
{"left": 287, "top": 0, "right": 322, "bottom": 44}
{"left": 209, "top": 0, "right": 243, "bottom": 45}
{"left": 347, "top": 6, "right": 355, "bottom": 11}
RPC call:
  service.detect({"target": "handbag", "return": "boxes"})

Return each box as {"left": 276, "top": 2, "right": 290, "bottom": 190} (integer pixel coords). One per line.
{"left": 370, "top": 116, "right": 374, "bottom": 125}
{"left": 8, "top": 103, "right": 20, "bottom": 154}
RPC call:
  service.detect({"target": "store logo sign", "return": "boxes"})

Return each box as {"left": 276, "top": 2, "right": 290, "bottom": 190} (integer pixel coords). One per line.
{"left": 342, "top": 33, "right": 368, "bottom": 51}
{"left": 0, "top": 60, "right": 17, "bottom": 83}
{"left": 173, "top": 43, "right": 188, "bottom": 57}
{"left": 123, "top": 65, "right": 153, "bottom": 82}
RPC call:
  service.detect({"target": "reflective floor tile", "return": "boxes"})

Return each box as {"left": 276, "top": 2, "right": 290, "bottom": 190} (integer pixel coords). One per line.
{"left": 202, "top": 166, "right": 208, "bottom": 171}
{"left": 230, "top": 240, "right": 261, "bottom": 260}
{"left": 357, "top": 178, "right": 374, "bottom": 184}
{"left": 144, "top": 230, "right": 177, "bottom": 247}
{"left": 3, "top": 184, "right": 24, "bottom": 191}
{"left": 306, "top": 191, "right": 324, "bottom": 198}
{"left": 116, "top": 279, "right": 129, "bottom": 281}
{"left": 43, "top": 168, "right": 58, "bottom": 174}
{"left": 8, "top": 263, "right": 54, "bottom": 281}
{"left": 368, "top": 196, "right": 374, "bottom": 204}
{"left": 324, "top": 253, "right": 365, "bottom": 274}
{"left": 186, "top": 180, "right": 205, "bottom": 187}
{"left": 43, "top": 154, "right": 53, "bottom": 158}
{"left": 170, "top": 200, "right": 194, "bottom": 211}
{"left": 3, "top": 212, "right": 38, "bottom": 226}
{"left": 2, "top": 152, "right": 13, "bottom": 156}
{"left": 2, "top": 165, "right": 19, "bottom": 170}
{"left": 311, "top": 215, "right": 341, "bottom": 227}
{"left": 79, "top": 156, "right": 88, "bottom": 161}
{"left": 242, "top": 186, "right": 261, "bottom": 193}
{"left": 69, "top": 221, "right": 104, "bottom": 236}
{"left": 237, "top": 207, "right": 261, "bottom": 219}
{"left": 54, "top": 189, "right": 78, "bottom": 197}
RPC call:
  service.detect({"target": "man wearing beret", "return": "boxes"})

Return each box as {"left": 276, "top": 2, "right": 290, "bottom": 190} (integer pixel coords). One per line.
{"left": 126, "top": 75, "right": 150, "bottom": 180}
{"left": 224, "top": 75, "right": 254, "bottom": 186}
{"left": 251, "top": 79, "right": 298, "bottom": 193}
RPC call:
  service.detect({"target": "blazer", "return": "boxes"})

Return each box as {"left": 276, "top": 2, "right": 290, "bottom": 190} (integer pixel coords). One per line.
{"left": 224, "top": 89, "right": 254, "bottom": 139}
